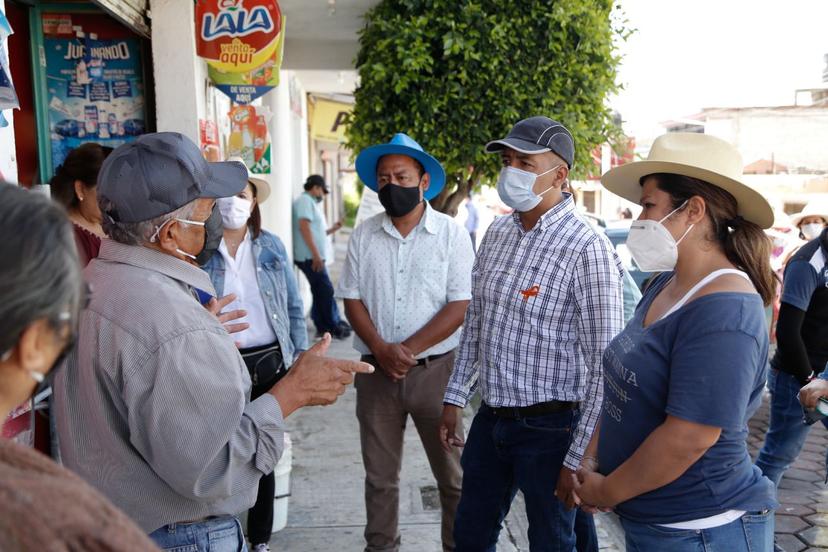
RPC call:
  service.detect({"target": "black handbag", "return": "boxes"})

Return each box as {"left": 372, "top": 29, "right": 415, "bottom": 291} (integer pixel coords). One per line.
{"left": 239, "top": 342, "right": 286, "bottom": 400}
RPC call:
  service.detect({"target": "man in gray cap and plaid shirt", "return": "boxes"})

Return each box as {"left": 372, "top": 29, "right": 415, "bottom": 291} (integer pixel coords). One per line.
{"left": 53, "top": 132, "right": 372, "bottom": 551}
{"left": 440, "top": 117, "right": 624, "bottom": 551}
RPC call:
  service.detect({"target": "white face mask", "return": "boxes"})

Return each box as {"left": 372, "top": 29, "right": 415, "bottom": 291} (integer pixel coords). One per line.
{"left": 217, "top": 196, "right": 252, "bottom": 230}
{"left": 626, "top": 201, "right": 694, "bottom": 272}
{"left": 801, "top": 222, "right": 825, "bottom": 241}
{"left": 496, "top": 164, "right": 562, "bottom": 212}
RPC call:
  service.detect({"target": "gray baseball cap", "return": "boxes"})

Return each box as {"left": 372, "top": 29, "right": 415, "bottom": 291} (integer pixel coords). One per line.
{"left": 97, "top": 132, "right": 247, "bottom": 223}
{"left": 485, "top": 116, "right": 575, "bottom": 168}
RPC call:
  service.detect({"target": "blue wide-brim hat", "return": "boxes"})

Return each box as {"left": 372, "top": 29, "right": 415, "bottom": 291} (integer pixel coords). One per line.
{"left": 355, "top": 133, "right": 446, "bottom": 200}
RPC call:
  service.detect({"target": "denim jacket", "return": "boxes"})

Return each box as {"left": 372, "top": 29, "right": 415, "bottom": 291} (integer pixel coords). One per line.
{"left": 203, "top": 230, "right": 307, "bottom": 366}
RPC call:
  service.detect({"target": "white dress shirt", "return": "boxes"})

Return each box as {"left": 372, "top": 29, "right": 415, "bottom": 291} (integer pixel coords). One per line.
{"left": 336, "top": 203, "right": 475, "bottom": 358}
{"left": 219, "top": 233, "right": 279, "bottom": 349}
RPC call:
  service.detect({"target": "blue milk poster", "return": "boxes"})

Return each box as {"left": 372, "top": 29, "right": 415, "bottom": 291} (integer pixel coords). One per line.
{"left": 45, "top": 36, "right": 146, "bottom": 169}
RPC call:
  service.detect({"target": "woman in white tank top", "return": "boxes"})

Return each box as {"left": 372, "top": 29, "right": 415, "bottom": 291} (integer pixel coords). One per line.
{"left": 572, "top": 133, "right": 778, "bottom": 552}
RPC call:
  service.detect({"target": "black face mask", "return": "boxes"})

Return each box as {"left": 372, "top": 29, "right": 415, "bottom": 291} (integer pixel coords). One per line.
{"left": 196, "top": 205, "right": 223, "bottom": 266}
{"left": 378, "top": 183, "right": 422, "bottom": 218}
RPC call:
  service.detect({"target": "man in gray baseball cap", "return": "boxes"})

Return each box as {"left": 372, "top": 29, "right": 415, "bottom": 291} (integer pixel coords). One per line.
{"left": 53, "top": 132, "right": 373, "bottom": 550}
{"left": 441, "top": 117, "right": 624, "bottom": 551}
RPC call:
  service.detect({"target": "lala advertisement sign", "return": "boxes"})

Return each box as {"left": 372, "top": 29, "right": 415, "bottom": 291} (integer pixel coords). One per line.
{"left": 196, "top": 0, "right": 284, "bottom": 103}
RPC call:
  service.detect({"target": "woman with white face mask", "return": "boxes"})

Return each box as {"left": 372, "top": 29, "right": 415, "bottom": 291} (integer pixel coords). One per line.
{"left": 0, "top": 183, "right": 158, "bottom": 551}
{"left": 571, "top": 133, "right": 778, "bottom": 552}
{"left": 790, "top": 201, "right": 828, "bottom": 242}
{"left": 202, "top": 159, "right": 307, "bottom": 552}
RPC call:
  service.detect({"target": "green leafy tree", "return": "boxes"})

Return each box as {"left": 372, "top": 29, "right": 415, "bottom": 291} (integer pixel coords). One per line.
{"left": 347, "top": 0, "right": 629, "bottom": 215}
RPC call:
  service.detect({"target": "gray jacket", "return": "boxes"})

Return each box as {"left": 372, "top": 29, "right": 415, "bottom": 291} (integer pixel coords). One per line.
{"left": 53, "top": 239, "right": 285, "bottom": 532}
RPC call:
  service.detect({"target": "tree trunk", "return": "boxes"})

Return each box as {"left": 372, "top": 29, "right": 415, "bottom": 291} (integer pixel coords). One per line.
{"left": 429, "top": 171, "right": 478, "bottom": 216}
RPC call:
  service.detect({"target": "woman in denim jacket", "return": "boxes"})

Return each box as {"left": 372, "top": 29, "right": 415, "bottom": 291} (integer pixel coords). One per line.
{"left": 202, "top": 159, "right": 307, "bottom": 552}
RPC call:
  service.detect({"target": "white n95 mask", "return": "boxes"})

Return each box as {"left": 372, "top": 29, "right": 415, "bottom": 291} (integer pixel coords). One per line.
{"left": 496, "top": 165, "right": 562, "bottom": 212}
{"left": 217, "top": 196, "right": 252, "bottom": 230}
{"left": 626, "top": 201, "right": 694, "bottom": 272}
{"left": 801, "top": 222, "right": 825, "bottom": 241}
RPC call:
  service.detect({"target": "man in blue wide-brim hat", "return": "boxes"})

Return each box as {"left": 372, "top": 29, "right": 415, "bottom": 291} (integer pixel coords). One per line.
{"left": 336, "top": 133, "right": 475, "bottom": 552}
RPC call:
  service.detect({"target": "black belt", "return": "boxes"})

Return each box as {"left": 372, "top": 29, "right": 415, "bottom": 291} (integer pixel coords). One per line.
{"left": 361, "top": 350, "right": 452, "bottom": 367}
{"left": 485, "top": 400, "right": 578, "bottom": 419}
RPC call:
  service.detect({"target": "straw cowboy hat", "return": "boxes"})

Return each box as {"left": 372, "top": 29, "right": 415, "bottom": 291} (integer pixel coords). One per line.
{"left": 227, "top": 156, "right": 271, "bottom": 203}
{"left": 789, "top": 199, "right": 828, "bottom": 227}
{"left": 601, "top": 133, "right": 774, "bottom": 229}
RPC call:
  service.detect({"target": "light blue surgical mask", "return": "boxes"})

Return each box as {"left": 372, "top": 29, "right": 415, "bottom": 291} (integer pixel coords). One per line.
{"left": 496, "top": 164, "right": 562, "bottom": 212}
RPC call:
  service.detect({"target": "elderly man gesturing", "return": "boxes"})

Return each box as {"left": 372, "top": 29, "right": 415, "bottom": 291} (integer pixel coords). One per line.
{"left": 53, "top": 132, "right": 371, "bottom": 551}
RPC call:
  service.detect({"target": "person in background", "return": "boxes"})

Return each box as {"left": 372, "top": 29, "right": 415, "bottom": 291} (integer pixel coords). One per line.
{"left": 442, "top": 116, "right": 624, "bottom": 551}
{"left": 49, "top": 142, "right": 114, "bottom": 266}
{"left": 756, "top": 218, "right": 828, "bottom": 486}
{"left": 293, "top": 174, "right": 351, "bottom": 339}
{"left": 464, "top": 192, "right": 479, "bottom": 249}
{"left": 52, "top": 133, "right": 372, "bottom": 551}
{"left": 317, "top": 194, "right": 345, "bottom": 268}
{"left": 203, "top": 158, "right": 307, "bottom": 552}
{"left": 574, "top": 132, "right": 777, "bottom": 551}
{"left": 339, "top": 133, "right": 474, "bottom": 552}
{"left": 791, "top": 200, "right": 828, "bottom": 242}
{"left": 0, "top": 182, "right": 159, "bottom": 551}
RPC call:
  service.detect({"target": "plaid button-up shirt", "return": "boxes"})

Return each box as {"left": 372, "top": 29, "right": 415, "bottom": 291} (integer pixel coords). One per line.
{"left": 444, "top": 195, "right": 624, "bottom": 470}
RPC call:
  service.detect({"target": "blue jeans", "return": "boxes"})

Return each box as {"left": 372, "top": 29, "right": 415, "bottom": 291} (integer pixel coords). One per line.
{"left": 453, "top": 404, "right": 578, "bottom": 552}
{"left": 295, "top": 260, "right": 342, "bottom": 333}
{"left": 575, "top": 510, "right": 598, "bottom": 552}
{"left": 149, "top": 516, "right": 248, "bottom": 552}
{"left": 755, "top": 369, "right": 828, "bottom": 485}
{"left": 620, "top": 510, "right": 774, "bottom": 552}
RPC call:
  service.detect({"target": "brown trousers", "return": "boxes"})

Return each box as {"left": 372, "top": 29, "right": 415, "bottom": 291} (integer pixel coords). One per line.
{"left": 355, "top": 351, "right": 463, "bottom": 552}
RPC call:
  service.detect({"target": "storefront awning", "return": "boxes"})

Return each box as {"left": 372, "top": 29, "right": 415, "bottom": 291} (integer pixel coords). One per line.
{"left": 91, "top": 0, "right": 149, "bottom": 38}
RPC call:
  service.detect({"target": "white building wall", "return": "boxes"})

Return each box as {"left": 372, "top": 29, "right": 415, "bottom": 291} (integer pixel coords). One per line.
{"left": 703, "top": 108, "right": 828, "bottom": 172}
{"left": 149, "top": 0, "right": 202, "bottom": 142}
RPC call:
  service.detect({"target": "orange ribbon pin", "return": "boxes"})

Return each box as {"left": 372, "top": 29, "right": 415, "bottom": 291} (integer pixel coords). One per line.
{"left": 519, "top": 285, "right": 540, "bottom": 301}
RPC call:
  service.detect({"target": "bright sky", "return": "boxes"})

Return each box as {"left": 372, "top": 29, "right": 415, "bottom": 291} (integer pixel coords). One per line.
{"left": 612, "top": 0, "right": 828, "bottom": 141}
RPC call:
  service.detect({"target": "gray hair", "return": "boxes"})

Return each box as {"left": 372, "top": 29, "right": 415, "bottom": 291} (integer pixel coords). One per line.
{"left": 0, "top": 183, "right": 83, "bottom": 355}
{"left": 100, "top": 200, "right": 198, "bottom": 245}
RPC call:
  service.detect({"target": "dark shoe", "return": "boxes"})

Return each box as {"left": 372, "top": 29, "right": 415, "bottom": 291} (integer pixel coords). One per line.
{"left": 337, "top": 320, "right": 352, "bottom": 332}
{"left": 331, "top": 326, "right": 351, "bottom": 339}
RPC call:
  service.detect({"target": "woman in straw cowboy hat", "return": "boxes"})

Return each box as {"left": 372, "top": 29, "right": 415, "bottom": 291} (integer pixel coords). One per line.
{"left": 790, "top": 199, "right": 828, "bottom": 242}
{"left": 571, "top": 133, "right": 777, "bottom": 551}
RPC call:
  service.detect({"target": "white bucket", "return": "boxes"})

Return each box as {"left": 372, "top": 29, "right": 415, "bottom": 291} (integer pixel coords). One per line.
{"left": 272, "top": 432, "right": 292, "bottom": 533}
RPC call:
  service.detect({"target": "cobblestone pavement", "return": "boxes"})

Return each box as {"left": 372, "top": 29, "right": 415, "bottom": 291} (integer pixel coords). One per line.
{"left": 748, "top": 392, "right": 828, "bottom": 552}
